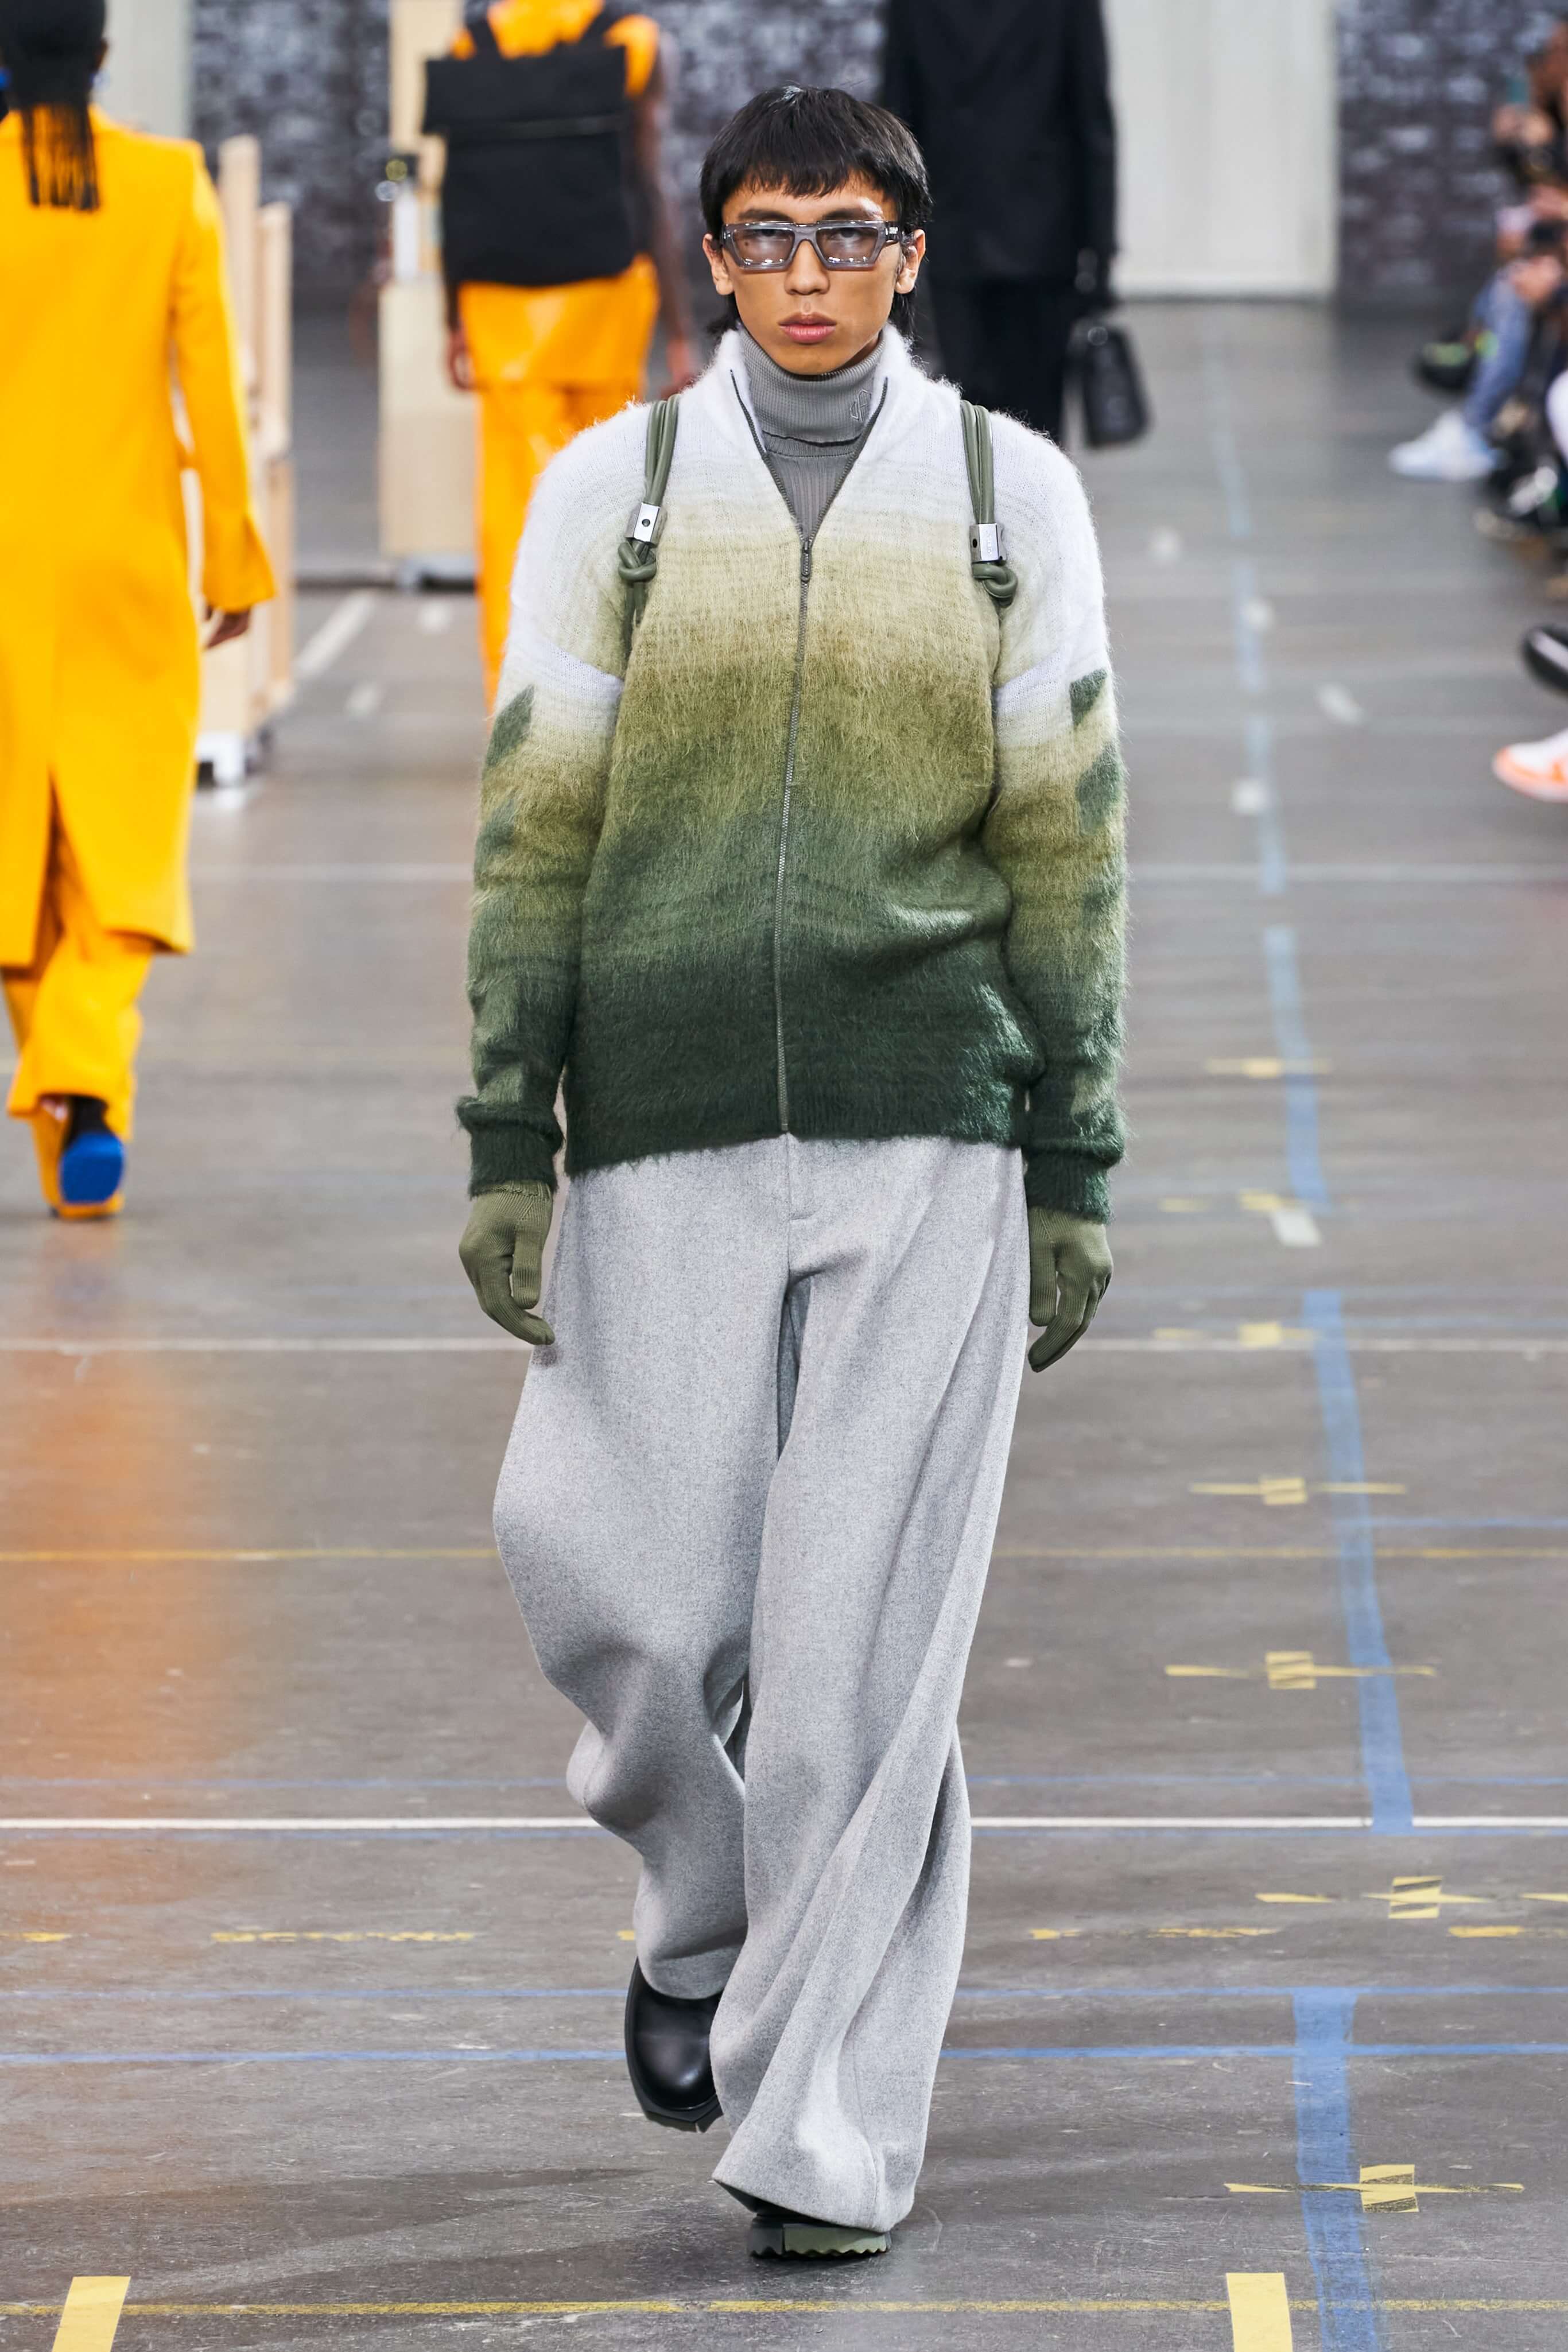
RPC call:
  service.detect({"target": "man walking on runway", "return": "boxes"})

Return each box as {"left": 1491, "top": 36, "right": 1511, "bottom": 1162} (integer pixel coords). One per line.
{"left": 459, "top": 84, "right": 1126, "bottom": 2258}
{"left": 429, "top": 0, "right": 695, "bottom": 705}
{"left": 881, "top": 0, "right": 1118, "bottom": 442}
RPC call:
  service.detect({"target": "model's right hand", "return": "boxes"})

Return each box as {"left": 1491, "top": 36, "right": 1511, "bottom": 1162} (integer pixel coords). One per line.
{"left": 459, "top": 1185, "right": 556, "bottom": 1345}
{"left": 1027, "top": 1208, "right": 1112, "bottom": 1373}
{"left": 447, "top": 324, "right": 476, "bottom": 393}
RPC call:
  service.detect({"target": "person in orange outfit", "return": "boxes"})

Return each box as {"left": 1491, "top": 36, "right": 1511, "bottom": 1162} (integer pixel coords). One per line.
{"left": 0, "top": 0, "right": 274, "bottom": 1219}
{"left": 429, "top": 0, "right": 695, "bottom": 701}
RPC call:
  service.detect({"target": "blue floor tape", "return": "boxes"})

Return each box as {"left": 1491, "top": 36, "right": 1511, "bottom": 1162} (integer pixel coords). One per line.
{"left": 1294, "top": 1992, "right": 1384, "bottom": 2352}
{"left": 1246, "top": 709, "right": 1290, "bottom": 899}
{"left": 1232, "top": 558, "right": 1268, "bottom": 698}
{"left": 1305, "top": 1290, "right": 1415, "bottom": 1836}
{"left": 1264, "top": 925, "right": 1331, "bottom": 1212}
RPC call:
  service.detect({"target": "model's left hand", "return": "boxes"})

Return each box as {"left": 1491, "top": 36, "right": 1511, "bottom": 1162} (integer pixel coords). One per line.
{"left": 204, "top": 606, "right": 253, "bottom": 649}
{"left": 1027, "top": 1209, "right": 1112, "bottom": 1372}
{"left": 1074, "top": 249, "right": 1117, "bottom": 315}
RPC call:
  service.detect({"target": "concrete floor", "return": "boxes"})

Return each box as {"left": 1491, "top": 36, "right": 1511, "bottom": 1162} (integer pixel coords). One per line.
{"left": 4, "top": 302, "right": 1568, "bottom": 2349}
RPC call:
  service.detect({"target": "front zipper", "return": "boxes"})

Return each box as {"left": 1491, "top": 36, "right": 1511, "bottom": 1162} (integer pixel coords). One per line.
{"left": 773, "top": 535, "right": 812, "bottom": 1132}
{"left": 728, "top": 370, "right": 887, "bottom": 1139}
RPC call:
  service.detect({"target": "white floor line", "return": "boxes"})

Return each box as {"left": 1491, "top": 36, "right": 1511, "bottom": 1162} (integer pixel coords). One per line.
{"left": 293, "top": 591, "right": 377, "bottom": 684}
{"left": 1418, "top": 1815, "right": 1568, "bottom": 1829}
{"left": 189, "top": 864, "right": 469, "bottom": 883}
{"left": 1231, "top": 779, "right": 1270, "bottom": 815}
{"left": 975, "top": 1816, "right": 1369, "bottom": 1831}
{"left": 1270, "top": 1205, "right": 1322, "bottom": 1248}
{"left": 1136, "top": 863, "right": 1568, "bottom": 884}
{"left": 2, "top": 1339, "right": 517, "bottom": 1354}
{"left": 418, "top": 601, "right": 455, "bottom": 635}
{"left": 5, "top": 1812, "right": 1563, "bottom": 1834}
{"left": 178, "top": 861, "right": 1568, "bottom": 888}
{"left": 0, "top": 1817, "right": 597, "bottom": 1833}
{"left": 5, "top": 1336, "right": 1568, "bottom": 1357}
{"left": 344, "top": 682, "right": 383, "bottom": 720}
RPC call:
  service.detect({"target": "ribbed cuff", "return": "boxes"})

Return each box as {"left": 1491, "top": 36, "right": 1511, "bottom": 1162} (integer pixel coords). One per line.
{"left": 463, "top": 1118, "right": 559, "bottom": 1198}
{"left": 1022, "top": 1151, "right": 1112, "bottom": 1223}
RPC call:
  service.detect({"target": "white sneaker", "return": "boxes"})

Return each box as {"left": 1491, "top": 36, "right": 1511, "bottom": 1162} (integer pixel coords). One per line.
{"left": 1493, "top": 725, "right": 1568, "bottom": 801}
{"left": 1388, "top": 410, "right": 1496, "bottom": 482}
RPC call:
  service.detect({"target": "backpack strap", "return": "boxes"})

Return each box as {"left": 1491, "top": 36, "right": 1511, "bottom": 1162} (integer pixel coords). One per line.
{"left": 463, "top": 1, "right": 502, "bottom": 57}
{"left": 617, "top": 393, "right": 681, "bottom": 647}
{"left": 960, "top": 400, "right": 1018, "bottom": 612}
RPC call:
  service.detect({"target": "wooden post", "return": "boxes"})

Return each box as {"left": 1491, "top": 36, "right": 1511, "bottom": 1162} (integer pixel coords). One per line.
{"left": 258, "top": 200, "right": 296, "bottom": 724}
{"left": 217, "top": 133, "right": 260, "bottom": 391}
{"left": 381, "top": 0, "right": 476, "bottom": 569}
{"left": 196, "top": 139, "right": 294, "bottom": 778}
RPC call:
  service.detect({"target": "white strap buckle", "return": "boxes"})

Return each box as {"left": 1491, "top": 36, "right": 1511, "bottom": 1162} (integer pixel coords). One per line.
{"left": 969, "top": 522, "right": 1004, "bottom": 564}
{"left": 630, "top": 502, "right": 662, "bottom": 545}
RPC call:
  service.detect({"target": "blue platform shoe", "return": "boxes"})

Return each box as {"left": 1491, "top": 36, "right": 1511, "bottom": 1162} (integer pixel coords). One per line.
{"left": 56, "top": 1098, "right": 125, "bottom": 1217}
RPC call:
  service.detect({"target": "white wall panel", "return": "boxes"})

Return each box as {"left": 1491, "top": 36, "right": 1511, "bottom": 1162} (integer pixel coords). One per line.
{"left": 1107, "top": 0, "right": 1338, "bottom": 295}
{"left": 100, "top": 0, "right": 191, "bottom": 137}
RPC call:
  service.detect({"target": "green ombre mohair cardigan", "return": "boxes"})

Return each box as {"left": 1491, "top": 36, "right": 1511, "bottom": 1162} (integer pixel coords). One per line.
{"left": 460, "top": 329, "right": 1127, "bottom": 1220}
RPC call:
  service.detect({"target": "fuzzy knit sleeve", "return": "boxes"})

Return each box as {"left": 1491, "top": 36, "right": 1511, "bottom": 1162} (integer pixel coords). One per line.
{"left": 457, "top": 408, "right": 644, "bottom": 1194}
{"left": 981, "top": 417, "right": 1127, "bottom": 1221}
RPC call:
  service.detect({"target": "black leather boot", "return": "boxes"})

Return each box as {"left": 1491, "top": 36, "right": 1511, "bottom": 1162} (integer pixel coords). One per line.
{"left": 623, "top": 1959, "right": 722, "bottom": 2132}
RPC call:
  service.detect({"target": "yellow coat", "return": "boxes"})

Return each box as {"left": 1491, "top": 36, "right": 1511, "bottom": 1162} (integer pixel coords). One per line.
{"left": 0, "top": 114, "right": 275, "bottom": 964}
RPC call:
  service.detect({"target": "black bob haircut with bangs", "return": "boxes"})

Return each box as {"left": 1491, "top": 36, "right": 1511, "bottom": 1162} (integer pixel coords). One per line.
{"left": 700, "top": 84, "right": 931, "bottom": 335}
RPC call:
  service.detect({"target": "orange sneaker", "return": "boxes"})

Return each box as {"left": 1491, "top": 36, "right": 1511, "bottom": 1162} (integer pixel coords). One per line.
{"left": 1493, "top": 728, "right": 1568, "bottom": 801}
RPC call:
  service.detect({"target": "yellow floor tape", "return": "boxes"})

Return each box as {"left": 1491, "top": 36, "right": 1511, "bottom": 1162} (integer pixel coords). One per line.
{"left": 49, "top": 2280, "right": 129, "bottom": 2352}
{"left": 1228, "top": 2273, "right": 1293, "bottom": 2351}
{"left": 10, "top": 2296, "right": 1568, "bottom": 2320}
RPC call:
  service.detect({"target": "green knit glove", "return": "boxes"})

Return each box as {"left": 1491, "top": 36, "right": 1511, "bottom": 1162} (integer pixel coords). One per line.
{"left": 1028, "top": 1208, "right": 1112, "bottom": 1373}
{"left": 459, "top": 1183, "right": 556, "bottom": 1346}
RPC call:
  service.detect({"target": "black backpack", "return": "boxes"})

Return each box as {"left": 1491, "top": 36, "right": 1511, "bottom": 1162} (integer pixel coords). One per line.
{"left": 423, "top": 2, "right": 639, "bottom": 292}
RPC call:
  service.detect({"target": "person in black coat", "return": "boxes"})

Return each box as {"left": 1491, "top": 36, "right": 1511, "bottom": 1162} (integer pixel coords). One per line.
{"left": 880, "top": 0, "right": 1117, "bottom": 441}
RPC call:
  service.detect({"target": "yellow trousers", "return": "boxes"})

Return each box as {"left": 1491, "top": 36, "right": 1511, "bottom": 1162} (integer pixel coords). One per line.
{"left": 463, "top": 261, "right": 658, "bottom": 702}
{"left": 4, "top": 813, "right": 153, "bottom": 1200}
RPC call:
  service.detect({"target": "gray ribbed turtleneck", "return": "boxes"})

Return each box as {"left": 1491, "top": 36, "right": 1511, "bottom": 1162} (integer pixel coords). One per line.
{"left": 741, "top": 331, "right": 886, "bottom": 546}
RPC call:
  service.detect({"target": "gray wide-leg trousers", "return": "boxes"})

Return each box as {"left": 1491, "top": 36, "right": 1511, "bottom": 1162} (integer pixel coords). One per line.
{"left": 493, "top": 1135, "right": 1028, "bottom": 2232}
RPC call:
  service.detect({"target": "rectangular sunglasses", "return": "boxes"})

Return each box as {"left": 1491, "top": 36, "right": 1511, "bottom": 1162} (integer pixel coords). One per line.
{"left": 719, "top": 219, "right": 910, "bottom": 271}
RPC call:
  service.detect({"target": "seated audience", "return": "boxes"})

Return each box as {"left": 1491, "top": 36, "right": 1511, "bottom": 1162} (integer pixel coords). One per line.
{"left": 1391, "top": 28, "right": 1568, "bottom": 483}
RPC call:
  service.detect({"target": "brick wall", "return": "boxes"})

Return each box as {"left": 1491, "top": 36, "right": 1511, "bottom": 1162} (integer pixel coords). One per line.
{"left": 192, "top": 0, "right": 391, "bottom": 297}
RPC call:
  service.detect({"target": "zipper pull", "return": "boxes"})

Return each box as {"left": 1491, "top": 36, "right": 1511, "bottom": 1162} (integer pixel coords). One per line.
{"left": 800, "top": 541, "right": 813, "bottom": 584}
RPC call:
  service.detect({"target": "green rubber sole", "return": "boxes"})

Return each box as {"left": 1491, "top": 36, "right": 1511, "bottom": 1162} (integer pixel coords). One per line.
{"left": 749, "top": 2219, "right": 891, "bottom": 2260}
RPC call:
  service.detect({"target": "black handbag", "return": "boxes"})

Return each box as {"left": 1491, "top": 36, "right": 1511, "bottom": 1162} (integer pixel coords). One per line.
{"left": 1072, "top": 315, "right": 1152, "bottom": 449}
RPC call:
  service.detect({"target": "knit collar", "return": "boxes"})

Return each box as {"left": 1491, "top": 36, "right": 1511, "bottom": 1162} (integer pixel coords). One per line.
{"left": 705, "top": 325, "right": 923, "bottom": 465}
{"left": 739, "top": 329, "right": 887, "bottom": 447}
